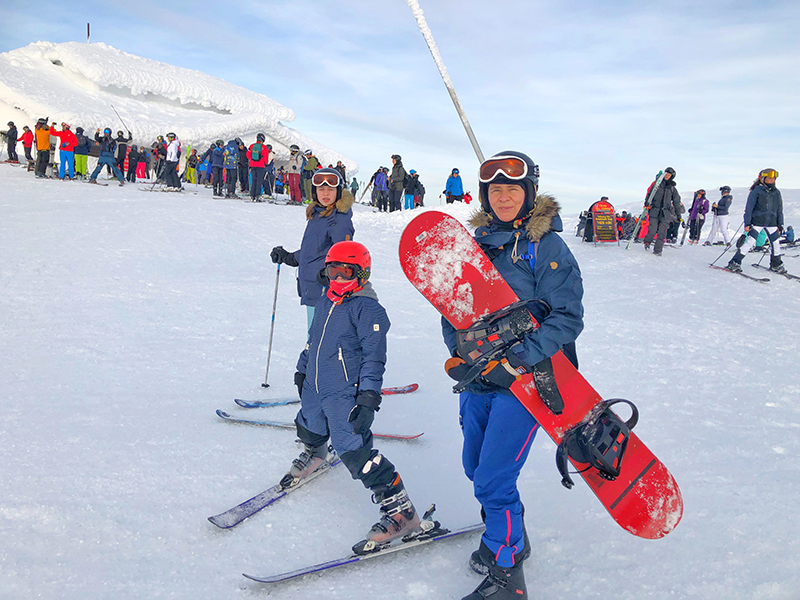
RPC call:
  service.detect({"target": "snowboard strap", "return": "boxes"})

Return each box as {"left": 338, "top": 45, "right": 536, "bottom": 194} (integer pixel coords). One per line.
{"left": 517, "top": 240, "right": 539, "bottom": 271}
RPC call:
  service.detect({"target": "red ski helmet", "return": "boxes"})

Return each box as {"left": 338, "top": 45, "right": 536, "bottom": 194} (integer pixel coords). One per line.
{"left": 324, "top": 241, "right": 371, "bottom": 300}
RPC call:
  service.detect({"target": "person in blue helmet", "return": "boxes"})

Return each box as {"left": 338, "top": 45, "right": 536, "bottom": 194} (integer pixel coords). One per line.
{"left": 270, "top": 168, "right": 355, "bottom": 329}
{"left": 445, "top": 167, "right": 464, "bottom": 203}
{"left": 89, "top": 127, "right": 125, "bottom": 185}
{"left": 441, "top": 151, "right": 584, "bottom": 600}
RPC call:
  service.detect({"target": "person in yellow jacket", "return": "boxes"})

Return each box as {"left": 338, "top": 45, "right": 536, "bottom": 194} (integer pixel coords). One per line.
{"left": 34, "top": 118, "right": 52, "bottom": 178}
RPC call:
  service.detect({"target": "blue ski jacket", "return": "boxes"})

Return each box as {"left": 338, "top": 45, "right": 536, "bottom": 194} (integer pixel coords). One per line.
{"left": 445, "top": 174, "right": 464, "bottom": 196}
{"left": 223, "top": 141, "right": 238, "bottom": 169}
{"left": 294, "top": 192, "right": 355, "bottom": 306}
{"left": 744, "top": 183, "right": 783, "bottom": 228}
{"left": 442, "top": 195, "right": 584, "bottom": 395}
{"left": 716, "top": 193, "right": 732, "bottom": 216}
{"left": 296, "top": 282, "right": 389, "bottom": 399}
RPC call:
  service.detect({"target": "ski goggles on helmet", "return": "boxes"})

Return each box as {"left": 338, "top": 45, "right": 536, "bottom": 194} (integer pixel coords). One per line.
{"left": 325, "top": 262, "right": 358, "bottom": 281}
{"left": 478, "top": 155, "right": 528, "bottom": 183}
{"left": 312, "top": 171, "right": 342, "bottom": 188}
{"left": 103, "top": 128, "right": 112, "bottom": 134}
{"left": 760, "top": 169, "right": 779, "bottom": 178}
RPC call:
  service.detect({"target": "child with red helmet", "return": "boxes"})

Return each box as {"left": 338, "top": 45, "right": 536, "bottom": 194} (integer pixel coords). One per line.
{"left": 286, "top": 240, "right": 421, "bottom": 552}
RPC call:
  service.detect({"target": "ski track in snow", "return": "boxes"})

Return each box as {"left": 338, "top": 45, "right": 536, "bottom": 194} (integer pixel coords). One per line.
{"left": 1, "top": 164, "right": 800, "bottom": 599}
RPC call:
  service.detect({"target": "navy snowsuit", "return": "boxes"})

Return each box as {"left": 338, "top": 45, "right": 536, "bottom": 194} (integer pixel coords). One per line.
{"left": 441, "top": 195, "right": 584, "bottom": 568}
{"left": 294, "top": 283, "right": 396, "bottom": 488}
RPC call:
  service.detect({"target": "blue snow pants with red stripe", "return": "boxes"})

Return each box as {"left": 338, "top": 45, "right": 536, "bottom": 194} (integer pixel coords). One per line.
{"left": 460, "top": 390, "right": 539, "bottom": 567}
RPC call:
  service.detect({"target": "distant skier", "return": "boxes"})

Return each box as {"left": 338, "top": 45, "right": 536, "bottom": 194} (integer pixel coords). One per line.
{"left": 642, "top": 167, "right": 681, "bottom": 255}
{"left": 208, "top": 140, "right": 225, "bottom": 197}
{"left": 705, "top": 186, "right": 733, "bottom": 246}
{"left": 20, "top": 125, "right": 34, "bottom": 162}
{"left": 222, "top": 139, "right": 238, "bottom": 198}
{"left": 404, "top": 168, "right": 420, "bottom": 210}
{"left": 413, "top": 171, "right": 426, "bottom": 207}
{"left": 88, "top": 128, "right": 124, "bottom": 185}
{"left": 162, "top": 133, "right": 182, "bottom": 191}
{"left": 335, "top": 160, "right": 346, "bottom": 182}
{"left": 287, "top": 239, "right": 421, "bottom": 554}
{"left": 34, "top": 119, "right": 50, "bottom": 178}
{"left": 114, "top": 130, "right": 132, "bottom": 175}
{"left": 286, "top": 144, "right": 304, "bottom": 204}
{"left": 444, "top": 167, "right": 464, "bottom": 204}
{"left": 50, "top": 123, "right": 78, "bottom": 180}
{"left": 726, "top": 168, "right": 786, "bottom": 274}
{"left": 442, "top": 151, "right": 583, "bottom": 600}
{"left": 374, "top": 167, "right": 389, "bottom": 212}
{"left": 782, "top": 225, "right": 795, "bottom": 244}
{"left": 246, "top": 134, "right": 269, "bottom": 201}
{"left": 73, "top": 127, "right": 91, "bottom": 179}
{"left": 264, "top": 144, "right": 275, "bottom": 197}
{"left": 349, "top": 177, "right": 359, "bottom": 199}
{"left": 270, "top": 168, "right": 355, "bottom": 328}
{"left": 388, "top": 154, "right": 407, "bottom": 212}
{"left": 687, "top": 189, "right": 709, "bottom": 244}
{"left": 302, "top": 149, "right": 320, "bottom": 202}
{"left": 126, "top": 145, "right": 139, "bottom": 182}
{"left": 3, "top": 121, "right": 18, "bottom": 162}
{"left": 235, "top": 138, "right": 250, "bottom": 195}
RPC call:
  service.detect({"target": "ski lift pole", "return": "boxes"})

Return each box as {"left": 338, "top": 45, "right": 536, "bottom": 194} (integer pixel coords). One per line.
{"left": 261, "top": 264, "right": 281, "bottom": 388}
{"left": 405, "top": 0, "right": 484, "bottom": 163}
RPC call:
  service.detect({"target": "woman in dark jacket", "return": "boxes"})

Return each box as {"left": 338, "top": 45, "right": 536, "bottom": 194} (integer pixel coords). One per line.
{"left": 270, "top": 168, "right": 356, "bottom": 328}
{"left": 126, "top": 145, "right": 140, "bottom": 182}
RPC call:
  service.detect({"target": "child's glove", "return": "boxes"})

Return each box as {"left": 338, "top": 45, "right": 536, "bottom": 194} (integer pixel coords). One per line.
{"left": 479, "top": 350, "right": 530, "bottom": 389}
{"left": 348, "top": 390, "right": 381, "bottom": 435}
{"left": 444, "top": 356, "right": 470, "bottom": 382}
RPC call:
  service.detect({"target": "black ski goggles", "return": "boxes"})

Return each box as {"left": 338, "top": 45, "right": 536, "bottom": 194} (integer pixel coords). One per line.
{"left": 325, "top": 262, "right": 358, "bottom": 280}
{"left": 478, "top": 156, "right": 528, "bottom": 183}
{"left": 312, "top": 171, "right": 342, "bottom": 188}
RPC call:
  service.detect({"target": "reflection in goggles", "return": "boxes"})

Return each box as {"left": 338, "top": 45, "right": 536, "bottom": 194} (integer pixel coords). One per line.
{"left": 479, "top": 156, "right": 528, "bottom": 183}
{"left": 312, "top": 172, "right": 341, "bottom": 187}
{"left": 325, "top": 262, "right": 357, "bottom": 280}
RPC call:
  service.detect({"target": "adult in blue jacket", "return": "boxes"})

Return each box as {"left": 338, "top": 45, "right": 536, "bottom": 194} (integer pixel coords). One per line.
{"left": 444, "top": 168, "right": 464, "bottom": 203}
{"left": 89, "top": 128, "right": 124, "bottom": 185}
{"left": 442, "top": 151, "right": 583, "bottom": 600}
{"left": 727, "top": 168, "right": 786, "bottom": 274}
{"left": 270, "top": 168, "right": 356, "bottom": 328}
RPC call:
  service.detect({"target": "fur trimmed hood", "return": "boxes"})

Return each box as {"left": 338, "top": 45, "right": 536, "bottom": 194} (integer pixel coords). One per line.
{"left": 306, "top": 188, "right": 355, "bottom": 220}
{"left": 467, "top": 193, "right": 562, "bottom": 242}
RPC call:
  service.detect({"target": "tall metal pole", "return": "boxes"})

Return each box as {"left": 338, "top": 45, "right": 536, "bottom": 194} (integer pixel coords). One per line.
{"left": 87, "top": 23, "right": 90, "bottom": 44}
{"left": 405, "top": 0, "right": 484, "bottom": 163}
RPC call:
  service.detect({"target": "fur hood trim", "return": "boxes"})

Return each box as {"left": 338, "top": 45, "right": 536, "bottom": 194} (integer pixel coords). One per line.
{"left": 467, "top": 193, "right": 561, "bottom": 242}
{"left": 306, "top": 188, "right": 355, "bottom": 220}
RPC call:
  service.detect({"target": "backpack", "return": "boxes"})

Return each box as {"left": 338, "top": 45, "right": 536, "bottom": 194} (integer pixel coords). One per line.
{"left": 251, "top": 143, "right": 262, "bottom": 162}
{"left": 403, "top": 172, "right": 411, "bottom": 188}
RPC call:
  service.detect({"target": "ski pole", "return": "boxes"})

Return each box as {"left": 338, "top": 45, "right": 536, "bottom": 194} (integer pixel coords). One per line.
{"left": 405, "top": 0, "right": 484, "bottom": 163}
{"left": 262, "top": 263, "right": 281, "bottom": 388}
{"left": 110, "top": 104, "right": 130, "bottom": 134}
{"left": 710, "top": 223, "right": 743, "bottom": 266}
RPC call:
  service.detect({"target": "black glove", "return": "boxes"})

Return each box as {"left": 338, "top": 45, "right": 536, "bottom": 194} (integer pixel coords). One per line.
{"left": 479, "top": 349, "right": 530, "bottom": 389}
{"left": 445, "top": 356, "right": 470, "bottom": 382}
{"left": 294, "top": 371, "right": 305, "bottom": 400}
{"left": 348, "top": 390, "right": 381, "bottom": 435}
{"left": 270, "top": 246, "right": 298, "bottom": 266}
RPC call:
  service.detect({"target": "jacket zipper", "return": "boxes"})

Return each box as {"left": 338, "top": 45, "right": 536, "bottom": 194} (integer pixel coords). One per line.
{"left": 338, "top": 347, "right": 349, "bottom": 382}
{"left": 314, "top": 303, "right": 337, "bottom": 394}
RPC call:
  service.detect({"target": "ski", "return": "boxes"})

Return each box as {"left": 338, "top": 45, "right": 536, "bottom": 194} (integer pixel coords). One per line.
{"left": 751, "top": 263, "right": 800, "bottom": 280}
{"left": 85, "top": 181, "right": 109, "bottom": 186}
{"left": 243, "top": 520, "right": 484, "bottom": 584}
{"left": 215, "top": 409, "right": 423, "bottom": 441}
{"left": 208, "top": 456, "right": 342, "bottom": 529}
{"left": 709, "top": 264, "right": 770, "bottom": 282}
{"left": 234, "top": 384, "right": 419, "bottom": 408}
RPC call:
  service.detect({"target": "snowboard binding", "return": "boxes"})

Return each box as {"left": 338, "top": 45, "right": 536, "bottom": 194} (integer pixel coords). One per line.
{"left": 556, "top": 399, "right": 638, "bottom": 489}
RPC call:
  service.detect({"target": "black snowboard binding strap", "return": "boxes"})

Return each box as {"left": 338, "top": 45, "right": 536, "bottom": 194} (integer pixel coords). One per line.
{"left": 556, "top": 399, "right": 638, "bottom": 489}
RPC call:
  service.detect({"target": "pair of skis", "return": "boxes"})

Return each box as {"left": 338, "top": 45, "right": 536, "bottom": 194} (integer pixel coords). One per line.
{"left": 217, "top": 383, "right": 422, "bottom": 441}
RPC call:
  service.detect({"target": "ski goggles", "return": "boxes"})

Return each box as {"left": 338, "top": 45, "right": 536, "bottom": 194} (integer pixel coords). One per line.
{"left": 760, "top": 169, "right": 779, "bottom": 178}
{"left": 478, "top": 156, "right": 528, "bottom": 183}
{"left": 312, "top": 171, "right": 342, "bottom": 188}
{"left": 325, "top": 262, "right": 358, "bottom": 281}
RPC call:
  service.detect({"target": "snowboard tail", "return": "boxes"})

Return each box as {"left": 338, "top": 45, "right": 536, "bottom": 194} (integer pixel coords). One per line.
{"left": 399, "top": 211, "right": 683, "bottom": 539}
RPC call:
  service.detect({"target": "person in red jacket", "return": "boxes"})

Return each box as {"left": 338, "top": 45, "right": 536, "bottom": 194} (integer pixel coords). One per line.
{"left": 246, "top": 133, "right": 270, "bottom": 201}
{"left": 51, "top": 122, "right": 78, "bottom": 179}
{"left": 20, "top": 125, "right": 34, "bottom": 162}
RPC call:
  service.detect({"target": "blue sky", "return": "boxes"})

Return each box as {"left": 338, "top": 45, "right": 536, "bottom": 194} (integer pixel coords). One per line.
{"left": 4, "top": 0, "right": 799, "bottom": 211}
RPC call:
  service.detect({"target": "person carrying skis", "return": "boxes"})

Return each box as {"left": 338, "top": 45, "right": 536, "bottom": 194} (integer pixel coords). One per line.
{"left": 444, "top": 167, "right": 464, "bottom": 203}
{"left": 269, "top": 168, "right": 355, "bottom": 328}
{"left": 687, "top": 189, "right": 709, "bottom": 244}
{"left": 442, "top": 151, "right": 583, "bottom": 600}
{"left": 726, "top": 168, "right": 787, "bottom": 274}
{"left": 89, "top": 128, "right": 124, "bottom": 185}
{"left": 705, "top": 186, "right": 733, "bottom": 246}
{"left": 284, "top": 239, "right": 422, "bottom": 554}
{"left": 642, "top": 167, "right": 681, "bottom": 255}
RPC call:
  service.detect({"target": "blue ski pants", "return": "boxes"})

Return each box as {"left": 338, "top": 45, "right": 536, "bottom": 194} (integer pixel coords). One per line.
{"left": 460, "top": 390, "right": 539, "bottom": 567}
{"left": 90, "top": 154, "right": 124, "bottom": 182}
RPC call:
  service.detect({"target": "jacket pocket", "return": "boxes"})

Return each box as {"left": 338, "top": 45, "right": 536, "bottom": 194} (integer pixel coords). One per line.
{"left": 338, "top": 347, "right": 349, "bottom": 382}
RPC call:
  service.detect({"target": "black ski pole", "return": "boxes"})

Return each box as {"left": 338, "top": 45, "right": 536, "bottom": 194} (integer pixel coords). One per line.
{"left": 262, "top": 264, "right": 281, "bottom": 388}
{"left": 710, "top": 223, "right": 743, "bottom": 266}
{"left": 110, "top": 104, "right": 130, "bottom": 134}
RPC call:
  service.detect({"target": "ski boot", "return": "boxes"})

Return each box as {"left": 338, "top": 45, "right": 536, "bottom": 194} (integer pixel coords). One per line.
{"left": 279, "top": 443, "right": 333, "bottom": 489}
{"left": 469, "top": 507, "right": 530, "bottom": 576}
{"left": 352, "top": 474, "right": 420, "bottom": 553}
{"left": 726, "top": 251, "right": 744, "bottom": 273}
{"left": 770, "top": 255, "right": 787, "bottom": 274}
{"left": 462, "top": 559, "right": 527, "bottom": 600}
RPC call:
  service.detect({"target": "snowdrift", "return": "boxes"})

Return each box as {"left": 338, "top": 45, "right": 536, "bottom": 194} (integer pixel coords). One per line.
{"left": 0, "top": 41, "right": 356, "bottom": 171}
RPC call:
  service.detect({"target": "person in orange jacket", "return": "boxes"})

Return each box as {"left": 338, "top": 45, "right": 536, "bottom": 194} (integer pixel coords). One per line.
{"left": 34, "top": 118, "right": 51, "bottom": 178}
{"left": 51, "top": 122, "right": 78, "bottom": 179}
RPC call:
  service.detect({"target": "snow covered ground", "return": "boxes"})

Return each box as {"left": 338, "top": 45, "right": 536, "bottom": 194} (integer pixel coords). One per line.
{"left": 1, "top": 165, "right": 799, "bottom": 600}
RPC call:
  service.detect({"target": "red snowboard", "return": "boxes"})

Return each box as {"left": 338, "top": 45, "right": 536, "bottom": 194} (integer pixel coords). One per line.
{"left": 399, "top": 211, "right": 683, "bottom": 539}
